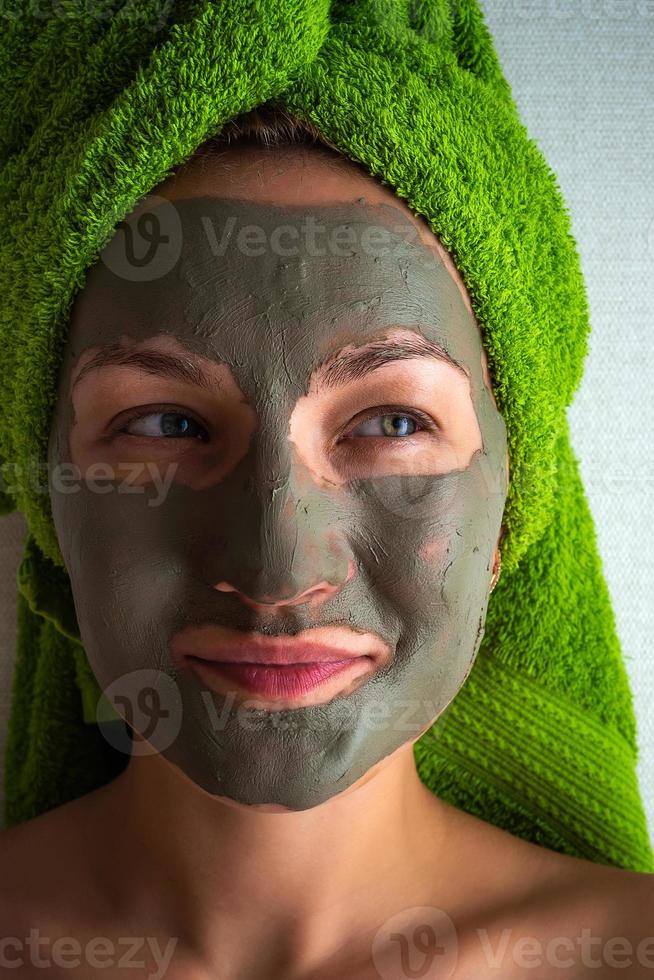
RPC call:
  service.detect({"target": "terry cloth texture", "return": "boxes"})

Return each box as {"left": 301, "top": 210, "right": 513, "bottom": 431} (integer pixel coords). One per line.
{"left": 0, "top": 0, "right": 652, "bottom": 870}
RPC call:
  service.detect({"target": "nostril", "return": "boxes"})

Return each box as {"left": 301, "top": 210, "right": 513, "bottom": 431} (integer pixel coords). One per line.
{"left": 213, "top": 582, "right": 238, "bottom": 594}
{"left": 212, "top": 582, "right": 325, "bottom": 609}
{"left": 212, "top": 581, "right": 302, "bottom": 605}
{"left": 212, "top": 563, "right": 356, "bottom": 609}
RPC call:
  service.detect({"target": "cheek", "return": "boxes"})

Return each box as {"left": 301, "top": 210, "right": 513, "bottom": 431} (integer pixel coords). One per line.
{"left": 419, "top": 536, "right": 448, "bottom": 563}
{"left": 52, "top": 483, "right": 186, "bottom": 687}
{"left": 354, "top": 468, "right": 495, "bottom": 616}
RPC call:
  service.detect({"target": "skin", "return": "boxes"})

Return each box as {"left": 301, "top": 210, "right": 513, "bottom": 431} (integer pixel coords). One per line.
{"left": 1, "top": 145, "right": 653, "bottom": 979}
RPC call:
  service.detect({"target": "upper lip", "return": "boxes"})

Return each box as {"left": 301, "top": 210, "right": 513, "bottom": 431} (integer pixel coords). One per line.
{"left": 170, "top": 624, "right": 390, "bottom": 667}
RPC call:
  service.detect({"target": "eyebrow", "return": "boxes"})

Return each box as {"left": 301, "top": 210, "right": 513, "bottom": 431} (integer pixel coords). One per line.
{"left": 72, "top": 345, "right": 217, "bottom": 393}
{"left": 318, "top": 335, "right": 468, "bottom": 389}
{"left": 71, "top": 334, "right": 468, "bottom": 393}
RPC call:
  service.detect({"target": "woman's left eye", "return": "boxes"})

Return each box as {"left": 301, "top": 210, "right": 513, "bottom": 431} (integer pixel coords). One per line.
{"left": 347, "top": 412, "right": 426, "bottom": 439}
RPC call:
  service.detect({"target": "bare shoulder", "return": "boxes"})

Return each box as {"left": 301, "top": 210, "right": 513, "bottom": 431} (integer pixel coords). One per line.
{"left": 0, "top": 788, "right": 109, "bottom": 933}
{"left": 570, "top": 856, "right": 654, "bottom": 942}
{"left": 0, "top": 787, "right": 194, "bottom": 979}
{"left": 439, "top": 807, "right": 654, "bottom": 977}
{"left": 496, "top": 839, "right": 654, "bottom": 977}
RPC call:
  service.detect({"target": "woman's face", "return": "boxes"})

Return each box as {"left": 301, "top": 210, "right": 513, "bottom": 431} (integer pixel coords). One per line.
{"left": 47, "top": 143, "right": 508, "bottom": 809}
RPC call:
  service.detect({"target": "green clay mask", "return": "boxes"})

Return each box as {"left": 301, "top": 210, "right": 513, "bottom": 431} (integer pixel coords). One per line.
{"left": 48, "top": 196, "right": 508, "bottom": 809}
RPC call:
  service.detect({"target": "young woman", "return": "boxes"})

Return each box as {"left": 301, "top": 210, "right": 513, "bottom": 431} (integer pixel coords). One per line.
{"left": 1, "top": 106, "right": 653, "bottom": 979}
{"left": 2, "top": 0, "right": 654, "bottom": 974}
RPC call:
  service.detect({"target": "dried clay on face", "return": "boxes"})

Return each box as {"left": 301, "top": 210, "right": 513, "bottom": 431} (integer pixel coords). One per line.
{"left": 48, "top": 197, "right": 508, "bottom": 809}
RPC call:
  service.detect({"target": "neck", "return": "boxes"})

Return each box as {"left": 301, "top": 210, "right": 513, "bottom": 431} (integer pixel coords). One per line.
{"left": 96, "top": 741, "right": 455, "bottom": 971}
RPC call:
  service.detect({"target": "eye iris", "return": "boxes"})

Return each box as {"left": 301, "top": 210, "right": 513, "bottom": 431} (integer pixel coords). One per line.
{"left": 160, "top": 413, "right": 206, "bottom": 440}
{"left": 381, "top": 414, "right": 417, "bottom": 437}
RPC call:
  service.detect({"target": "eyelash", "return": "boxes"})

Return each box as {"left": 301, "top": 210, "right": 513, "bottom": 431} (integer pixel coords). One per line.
{"left": 339, "top": 404, "right": 438, "bottom": 441}
{"left": 109, "top": 403, "right": 210, "bottom": 441}
{"left": 108, "top": 403, "right": 439, "bottom": 441}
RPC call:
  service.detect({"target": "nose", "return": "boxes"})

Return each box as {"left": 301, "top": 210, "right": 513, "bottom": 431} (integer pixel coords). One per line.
{"left": 213, "top": 558, "right": 357, "bottom": 612}
{"left": 195, "top": 440, "right": 357, "bottom": 609}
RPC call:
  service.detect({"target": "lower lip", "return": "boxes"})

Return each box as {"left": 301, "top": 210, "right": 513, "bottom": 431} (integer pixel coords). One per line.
{"left": 186, "top": 658, "right": 360, "bottom": 699}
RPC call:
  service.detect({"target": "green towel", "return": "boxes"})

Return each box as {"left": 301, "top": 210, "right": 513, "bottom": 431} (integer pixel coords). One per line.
{"left": 1, "top": 0, "right": 651, "bottom": 870}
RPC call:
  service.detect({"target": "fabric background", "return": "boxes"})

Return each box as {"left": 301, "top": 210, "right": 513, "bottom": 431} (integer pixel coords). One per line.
{"left": 0, "top": 0, "right": 652, "bottom": 833}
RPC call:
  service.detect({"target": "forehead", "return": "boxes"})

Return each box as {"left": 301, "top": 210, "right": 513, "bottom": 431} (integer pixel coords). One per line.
{"left": 67, "top": 192, "right": 487, "bottom": 399}
{"left": 170, "top": 145, "right": 476, "bottom": 304}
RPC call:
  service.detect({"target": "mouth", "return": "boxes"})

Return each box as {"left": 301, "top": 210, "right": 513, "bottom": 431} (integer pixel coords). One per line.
{"left": 170, "top": 625, "right": 389, "bottom": 709}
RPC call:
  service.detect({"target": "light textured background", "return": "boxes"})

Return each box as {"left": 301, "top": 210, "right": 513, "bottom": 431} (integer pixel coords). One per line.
{"left": 1, "top": 2, "right": 652, "bottom": 835}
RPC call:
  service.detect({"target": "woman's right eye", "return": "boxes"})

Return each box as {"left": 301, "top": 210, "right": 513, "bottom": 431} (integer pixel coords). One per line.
{"left": 118, "top": 410, "right": 210, "bottom": 442}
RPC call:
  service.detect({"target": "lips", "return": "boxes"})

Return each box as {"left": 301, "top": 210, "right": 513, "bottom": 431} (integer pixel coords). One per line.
{"left": 170, "top": 624, "right": 389, "bottom": 706}
{"left": 185, "top": 658, "right": 361, "bottom": 700}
